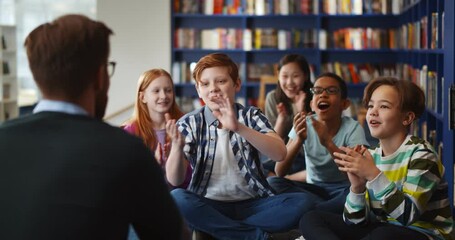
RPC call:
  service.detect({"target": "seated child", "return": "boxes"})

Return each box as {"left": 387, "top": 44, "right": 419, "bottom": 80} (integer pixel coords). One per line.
{"left": 300, "top": 77, "right": 453, "bottom": 240}
{"left": 122, "top": 68, "right": 191, "bottom": 189}
{"left": 263, "top": 54, "right": 313, "bottom": 176}
{"left": 268, "top": 72, "right": 369, "bottom": 214}
{"left": 165, "top": 53, "right": 317, "bottom": 240}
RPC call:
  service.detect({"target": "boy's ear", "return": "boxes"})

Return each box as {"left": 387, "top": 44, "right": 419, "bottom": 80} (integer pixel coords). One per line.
{"left": 234, "top": 78, "right": 241, "bottom": 92}
{"left": 402, "top": 111, "right": 415, "bottom": 126}
{"left": 342, "top": 98, "right": 351, "bottom": 110}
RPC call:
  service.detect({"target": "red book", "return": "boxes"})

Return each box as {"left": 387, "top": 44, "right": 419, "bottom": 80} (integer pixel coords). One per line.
{"left": 213, "top": 0, "right": 224, "bottom": 14}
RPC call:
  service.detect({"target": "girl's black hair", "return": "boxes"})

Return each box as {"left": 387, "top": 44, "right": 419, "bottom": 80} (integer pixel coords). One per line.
{"left": 275, "top": 54, "right": 313, "bottom": 113}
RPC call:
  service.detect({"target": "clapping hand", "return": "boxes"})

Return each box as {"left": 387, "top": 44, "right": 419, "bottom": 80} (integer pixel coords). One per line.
{"left": 294, "top": 112, "right": 307, "bottom": 141}
{"left": 165, "top": 113, "right": 184, "bottom": 148}
{"left": 334, "top": 145, "right": 379, "bottom": 193}
{"left": 294, "top": 90, "right": 307, "bottom": 113}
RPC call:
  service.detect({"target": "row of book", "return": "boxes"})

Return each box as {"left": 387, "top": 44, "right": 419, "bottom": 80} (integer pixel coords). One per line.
{"left": 321, "top": 62, "right": 399, "bottom": 83}
{"left": 405, "top": 64, "right": 441, "bottom": 114}
{"left": 174, "top": 28, "right": 317, "bottom": 50}
{"left": 174, "top": 18, "right": 443, "bottom": 51}
{"left": 174, "top": 0, "right": 408, "bottom": 15}
{"left": 174, "top": 0, "right": 319, "bottom": 15}
{"left": 323, "top": 0, "right": 401, "bottom": 15}
{"left": 411, "top": 121, "right": 443, "bottom": 162}
{"left": 400, "top": 13, "right": 443, "bottom": 50}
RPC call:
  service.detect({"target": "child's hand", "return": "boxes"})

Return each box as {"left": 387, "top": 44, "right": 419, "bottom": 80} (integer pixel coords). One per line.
{"left": 310, "top": 115, "right": 329, "bottom": 146}
{"left": 276, "top": 102, "right": 287, "bottom": 120}
{"left": 333, "top": 146, "right": 366, "bottom": 193}
{"left": 276, "top": 102, "right": 287, "bottom": 116}
{"left": 294, "top": 90, "right": 307, "bottom": 113}
{"left": 293, "top": 112, "right": 307, "bottom": 140}
{"left": 165, "top": 113, "right": 184, "bottom": 147}
{"left": 334, "top": 146, "right": 380, "bottom": 191}
{"left": 212, "top": 97, "right": 239, "bottom": 131}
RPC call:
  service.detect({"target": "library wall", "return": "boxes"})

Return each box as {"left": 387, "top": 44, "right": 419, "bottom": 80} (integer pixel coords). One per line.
{"left": 97, "top": 0, "right": 171, "bottom": 118}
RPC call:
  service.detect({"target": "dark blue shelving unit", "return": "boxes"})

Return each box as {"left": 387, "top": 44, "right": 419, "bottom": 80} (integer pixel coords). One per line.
{"left": 171, "top": 0, "right": 454, "bottom": 203}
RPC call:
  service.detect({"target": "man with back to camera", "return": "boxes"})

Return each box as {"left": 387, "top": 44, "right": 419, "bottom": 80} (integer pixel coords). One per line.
{"left": 0, "top": 14, "right": 183, "bottom": 240}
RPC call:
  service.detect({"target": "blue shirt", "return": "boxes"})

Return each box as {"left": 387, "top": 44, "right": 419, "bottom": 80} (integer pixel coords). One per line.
{"left": 289, "top": 116, "right": 368, "bottom": 184}
{"left": 177, "top": 103, "right": 276, "bottom": 197}
{"left": 33, "top": 99, "right": 88, "bottom": 116}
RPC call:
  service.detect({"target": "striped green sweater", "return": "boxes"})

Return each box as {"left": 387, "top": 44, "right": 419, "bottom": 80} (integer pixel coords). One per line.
{"left": 344, "top": 135, "right": 453, "bottom": 240}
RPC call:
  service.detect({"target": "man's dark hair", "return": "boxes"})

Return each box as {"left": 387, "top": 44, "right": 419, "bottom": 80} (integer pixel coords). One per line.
{"left": 24, "top": 14, "right": 113, "bottom": 100}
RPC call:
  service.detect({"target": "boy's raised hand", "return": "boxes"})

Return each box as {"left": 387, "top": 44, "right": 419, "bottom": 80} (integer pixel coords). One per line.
{"left": 212, "top": 97, "right": 239, "bottom": 131}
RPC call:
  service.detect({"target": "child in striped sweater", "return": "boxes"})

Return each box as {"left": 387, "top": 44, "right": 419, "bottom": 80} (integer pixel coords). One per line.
{"left": 299, "top": 77, "right": 453, "bottom": 240}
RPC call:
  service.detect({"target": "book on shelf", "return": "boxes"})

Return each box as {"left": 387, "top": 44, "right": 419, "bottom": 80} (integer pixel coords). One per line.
{"left": 428, "top": 130, "right": 437, "bottom": 149}
{"left": 431, "top": 12, "right": 439, "bottom": 49}
{"left": 419, "top": 65, "right": 427, "bottom": 96}
{"left": 327, "top": 27, "right": 398, "bottom": 50}
{"left": 441, "top": 12, "right": 444, "bottom": 49}
{"left": 322, "top": 62, "right": 398, "bottom": 83}
{"left": 420, "top": 121, "right": 427, "bottom": 141}
{"left": 427, "top": 71, "right": 438, "bottom": 112}
{"left": 437, "top": 142, "right": 443, "bottom": 163}
{"left": 324, "top": 0, "right": 400, "bottom": 15}
{"left": 243, "top": 29, "right": 252, "bottom": 51}
{"left": 420, "top": 16, "right": 428, "bottom": 49}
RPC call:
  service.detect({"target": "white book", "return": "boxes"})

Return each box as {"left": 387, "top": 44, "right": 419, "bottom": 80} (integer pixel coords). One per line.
{"left": 243, "top": 29, "right": 252, "bottom": 51}
{"left": 327, "top": 0, "right": 337, "bottom": 15}
{"left": 201, "top": 29, "right": 212, "bottom": 49}
{"left": 204, "top": 0, "right": 214, "bottom": 15}
{"left": 381, "top": 0, "right": 387, "bottom": 14}
{"left": 318, "top": 30, "right": 327, "bottom": 50}
{"left": 255, "top": 0, "right": 265, "bottom": 15}
{"left": 351, "top": 28, "right": 362, "bottom": 50}
{"left": 352, "top": 0, "right": 363, "bottom": 15}
{"left": 392, "top": 0, "right": 400, "bottom": 15}
{"left": 280, "top": 0, "right": 289, "bottom": 15}
{"left": 172, "top": 62, "right": 181, "bottom": 84}
{"left": 420, "top": 65, "right": 428, "bottom": 97}
{"left": 278, "top": 30, "right": 287, "bottom": 50}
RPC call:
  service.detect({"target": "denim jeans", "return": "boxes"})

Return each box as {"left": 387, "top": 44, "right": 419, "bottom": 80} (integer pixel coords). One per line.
{"left": 267, "top": 177, "right": 350, "bottom": 214}
{"left": 171, "top": 188, "right": 317, "bottom": 240}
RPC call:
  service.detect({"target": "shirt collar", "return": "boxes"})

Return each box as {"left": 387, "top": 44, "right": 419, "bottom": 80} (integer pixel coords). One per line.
{"left": 33, "top": 99, "right": 89, "bottom": 116}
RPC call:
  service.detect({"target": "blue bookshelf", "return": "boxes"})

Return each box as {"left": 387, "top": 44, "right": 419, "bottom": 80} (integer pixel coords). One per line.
{"left": 171, "top": 0, "right": 454, "bottom": 204}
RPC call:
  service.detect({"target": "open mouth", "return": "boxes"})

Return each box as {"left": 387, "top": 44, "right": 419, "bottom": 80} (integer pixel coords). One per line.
{"left": 318, "top": 102, "right": 330, "bottom": 110}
